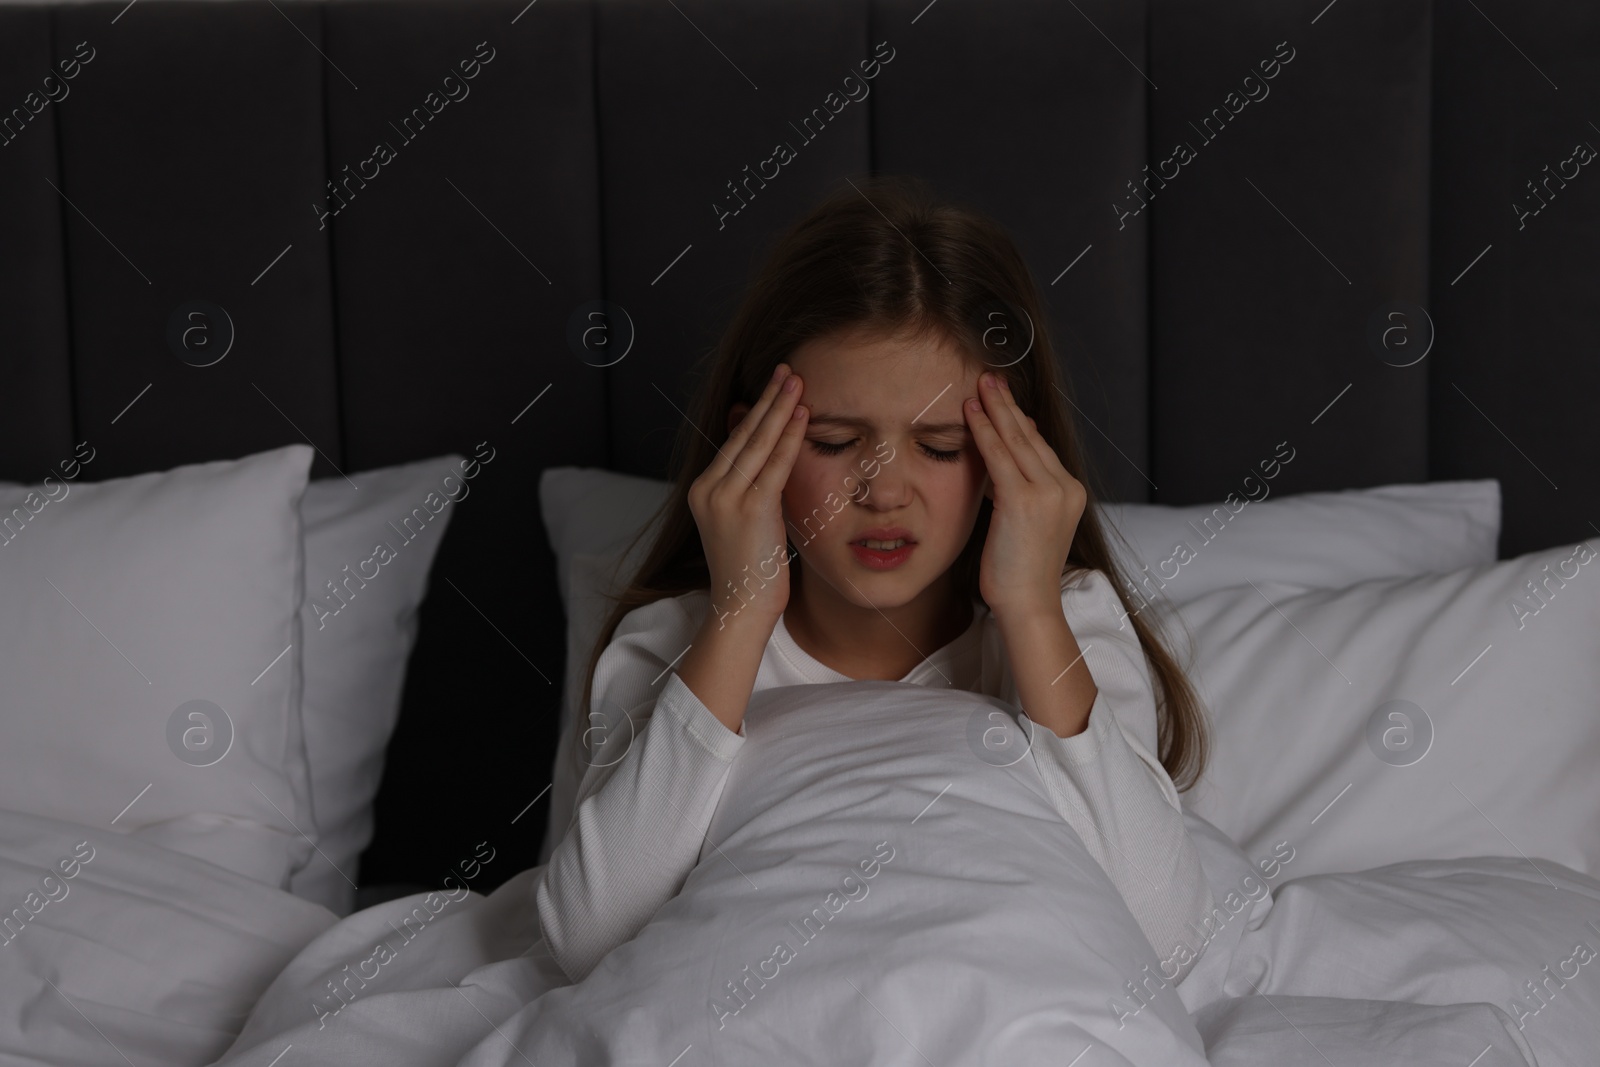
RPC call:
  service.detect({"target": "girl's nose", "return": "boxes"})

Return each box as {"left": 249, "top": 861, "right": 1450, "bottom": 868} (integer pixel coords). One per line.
{"left": 861, "top": 465, "right": 912, "bottom": 509}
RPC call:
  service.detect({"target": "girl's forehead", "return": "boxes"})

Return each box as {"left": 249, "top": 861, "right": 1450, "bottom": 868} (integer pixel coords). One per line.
{"left": 805, "top": 406, "right": 972, "bottom": 437}
{"left": 801, "top": 385, "right": 975, "bottom": 438}
{"left": 789, "top": 330, "right": 979, "bottom": 386}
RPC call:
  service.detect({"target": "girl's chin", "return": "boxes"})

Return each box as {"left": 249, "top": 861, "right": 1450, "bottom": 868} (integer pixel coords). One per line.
{"left": 810, "top": 553, "right": 939, "bottom": 604}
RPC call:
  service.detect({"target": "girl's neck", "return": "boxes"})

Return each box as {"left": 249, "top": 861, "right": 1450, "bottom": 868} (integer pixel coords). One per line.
{"left": 781, "top": 567, "right": 975, "bottom": 682}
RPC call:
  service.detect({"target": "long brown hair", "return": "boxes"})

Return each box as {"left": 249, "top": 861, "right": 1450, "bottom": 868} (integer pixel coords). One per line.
{"left": 578, "top": 174, "right": 1208, "bottom": 791}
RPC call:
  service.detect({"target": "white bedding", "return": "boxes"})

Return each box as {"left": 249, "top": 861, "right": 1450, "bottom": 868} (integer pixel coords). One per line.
{"left": 212, "top": 853, "right": 1557, "bottom": 1067}
{"left": 4, "top": 679, "right": 1591, "bottom": 1066}
{"left": 0, "top": 808, "right": 335, "bottom": 1066}
{"left": 473, "top": 680, "right": 1213, "bottom": 1064}
{"left": 1191, "top": 855, "right": 1600, "bottom": 1066}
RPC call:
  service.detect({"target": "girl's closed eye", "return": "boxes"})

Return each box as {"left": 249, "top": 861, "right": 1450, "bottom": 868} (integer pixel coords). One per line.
{"left": 809, "top": 438, "right": 963, "bottom": 462}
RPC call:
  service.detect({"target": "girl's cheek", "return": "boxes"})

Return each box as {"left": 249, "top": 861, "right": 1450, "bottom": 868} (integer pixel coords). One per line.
{"left": 782, "top": 457, "right": 816, "bottom": 503}
{"left": 781, "top": 466, "right": 829, "bottom": 524}
{"left": 960, "top": 453, "right": 987, "bottom": 497}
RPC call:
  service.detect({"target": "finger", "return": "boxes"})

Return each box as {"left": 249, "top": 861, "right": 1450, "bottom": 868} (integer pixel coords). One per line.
{"left": 708, "top": 365, "right": 795, "bottom": 483}
{"left": 756, "top": 397, "right": 809, "bottom": 498}
{"left": 964, "top": 392, "right": 1026, "bottom": 497}
{"left": 1015, "top": 405, "right": 1084, "bottom": 509}
{"left": 1011, "top": 397, "right": 1067, "bottom": 477}
{"left": 704, "top": 364, "right": 788, "bottom": 482}
{"left": 979, "top": 373, "right": 1049, "bottom": 483}
{"left": 727, "top": 372, "right": 804, "bottom": 492}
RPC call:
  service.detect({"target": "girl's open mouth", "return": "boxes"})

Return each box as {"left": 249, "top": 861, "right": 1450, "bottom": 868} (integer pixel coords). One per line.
{"left": 849, "top": 537, "right": 916, "bottom": 570}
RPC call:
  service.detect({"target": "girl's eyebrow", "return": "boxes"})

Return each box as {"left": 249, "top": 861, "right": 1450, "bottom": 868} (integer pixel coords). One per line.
{"left": 807, "top": 413, "right": 969, "bottom": 435}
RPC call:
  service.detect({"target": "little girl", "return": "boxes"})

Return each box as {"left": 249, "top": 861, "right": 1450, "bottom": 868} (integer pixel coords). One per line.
{"left": 535, "top": 175, "right": 1216, "bottom": 990}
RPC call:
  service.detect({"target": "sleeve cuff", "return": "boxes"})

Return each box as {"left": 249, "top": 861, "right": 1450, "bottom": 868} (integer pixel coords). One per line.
{"left": 655, "top": 671, "right": 746, "bottom": 762}
{"left": 1031, "top": 689, "right": 1183, "bottom": 814}
{"left": 1030, "top": 688, "right": 1119, "bottom": 765}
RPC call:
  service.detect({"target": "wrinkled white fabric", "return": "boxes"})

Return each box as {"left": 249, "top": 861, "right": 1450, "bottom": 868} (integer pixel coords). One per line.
{"left": 537, "top": 568, "right": 1215, "bottom": 987}
{"left": 479, "top": 680, "right": 1214, "bottom": 1065}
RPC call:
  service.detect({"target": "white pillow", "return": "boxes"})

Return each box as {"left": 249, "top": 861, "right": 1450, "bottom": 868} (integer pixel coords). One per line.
{"left": 1100, "top": 477, "right": 1500, "bottom": 605}
{"left": 510, "top": 680, "right": 1212, "bottom": 1063}
{"left": 537, "top": 469, "right": 672, "bottom": 863}
{"left": 290, "top": 455, "right": 471, "bottom": 914}
{"left": 541, "top": 551, "right": 631, "bottom": 864}
{"left": 1209, "top": 855, "right": 1600, "bottom": 1066}
{"left": 1175, "top": 539, "right": 1600, "bottom": 879}
{"left": 0, "top": 444, "right": 315, "bottom": 887}
{"left": 539, "top": 466, "right": 670, "bottom": 610}
{"left": 536, "top": 466, "right": 1503, "bottom": 862}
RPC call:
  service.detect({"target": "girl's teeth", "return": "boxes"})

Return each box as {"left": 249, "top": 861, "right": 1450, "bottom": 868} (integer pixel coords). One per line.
{"left": 862, "top": 539, "right": 905, "bottom": 550}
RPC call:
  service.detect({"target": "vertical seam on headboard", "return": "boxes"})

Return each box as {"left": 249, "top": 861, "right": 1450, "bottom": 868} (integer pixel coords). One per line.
{"left": 592, "top": 0, "right": 613, "bottom": 471}
{"left": 1422, "top": 0, "right": 1436, "bottom": 487}
{"left": 1142, "top": 0, "right": 1157, "bottom": 504}
{"left": 866, "top": 0, "right": 876, "bottom": 177}
{"left": 318, "top": 1, "right": 349, "bottom": 470}
{"left": 47, "top": 7, "right": 80, "bottom": 451}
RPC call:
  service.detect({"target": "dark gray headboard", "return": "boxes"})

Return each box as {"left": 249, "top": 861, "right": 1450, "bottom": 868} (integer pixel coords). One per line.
{"left": 2, "top": 0, "right": 1595, "bottom": 894}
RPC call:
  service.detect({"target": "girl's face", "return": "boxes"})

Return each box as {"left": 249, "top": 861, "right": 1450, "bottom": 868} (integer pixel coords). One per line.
{"left": 737, "top": 324, "right": 992, "bottom": 612}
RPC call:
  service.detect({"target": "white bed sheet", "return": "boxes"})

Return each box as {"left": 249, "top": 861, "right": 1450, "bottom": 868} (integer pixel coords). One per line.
{"left": 1, "top": 827, "right": 1552, "bottom": 1067}
{"left": 1, "top": 678, "right": 1584, "bottom": 1067}
{"left": 1187, "top": 855, "right": 1600, "bottom": 1067}
{"left": 208, "top": 859, "right": 1554, "bottom": 1067}
{"left": 0, "top": 807, "right": 336, "bottom": 1067}
{"left": 213, "top": 682, "right": 1563, "bottom": 1067}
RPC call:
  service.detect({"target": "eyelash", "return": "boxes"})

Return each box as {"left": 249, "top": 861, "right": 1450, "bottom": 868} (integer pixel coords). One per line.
{"left": 809, "top": 440, "right": 962, "bottom": 463}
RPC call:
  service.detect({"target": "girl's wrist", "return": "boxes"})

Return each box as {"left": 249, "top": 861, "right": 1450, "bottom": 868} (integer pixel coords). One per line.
{"left": 679, "top": 608, "right": 774, "bottom": 735}
{"left": 705, "top": 571, "right": 787, "bottom": 632}
{"left": 694, "top": 604, "right": 777, "bottom": 650}
{"left": 988, "top": 592, "right": 1066, "bottom": 631}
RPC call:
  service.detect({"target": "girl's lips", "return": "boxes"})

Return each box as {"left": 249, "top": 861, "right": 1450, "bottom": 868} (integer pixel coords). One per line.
{"left": 854, "top": 527, "right": 914, "bottom": 544}
{"left": 849, "top": 541, "right": 915, "bottom": 571}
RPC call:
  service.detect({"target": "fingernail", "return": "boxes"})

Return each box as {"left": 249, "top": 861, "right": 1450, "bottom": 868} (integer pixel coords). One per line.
{"left": 783, "top": 375, "right": 799, "bottom": 392}
{"left": 772, "top": 364, "right": 786, "bottom": 383}
{"left": 967, "top": 397, "right": 981, "bottom": 411}
{"left": 981, "top": 372, "right": 996, "bottom": 388}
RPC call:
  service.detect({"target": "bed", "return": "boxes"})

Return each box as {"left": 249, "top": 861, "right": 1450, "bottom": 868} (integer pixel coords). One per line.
{"left": 1, "top": 0, "right": 1596, "bottom": 1063}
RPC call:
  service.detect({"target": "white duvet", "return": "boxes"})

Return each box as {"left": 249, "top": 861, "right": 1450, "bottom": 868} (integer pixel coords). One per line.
{"left": 0, "top": 809, "right": 335, "bottom": 1066}
{"left": 2, "top": 681, "right": 1592, "bottom": 1065}
{"left": 472, "top": 680, "right": 1211, "bottom": 1065}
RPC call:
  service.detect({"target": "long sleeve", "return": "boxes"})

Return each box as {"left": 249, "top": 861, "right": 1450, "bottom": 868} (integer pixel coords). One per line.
{"left": 1018, "top": 568, "right": 1215, "bottom": 985}
{"left": 533, "top": 597, "right": 746, "bottom": 984}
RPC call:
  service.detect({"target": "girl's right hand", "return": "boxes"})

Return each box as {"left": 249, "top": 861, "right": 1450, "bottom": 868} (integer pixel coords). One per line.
{"left": 688, "top": 362, "right": 808, "bottom": 633}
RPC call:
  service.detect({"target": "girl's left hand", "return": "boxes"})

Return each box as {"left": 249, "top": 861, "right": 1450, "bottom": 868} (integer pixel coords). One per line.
{"left": 963, "top": 372, "right": 1087, "bottom": 621}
